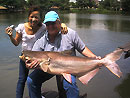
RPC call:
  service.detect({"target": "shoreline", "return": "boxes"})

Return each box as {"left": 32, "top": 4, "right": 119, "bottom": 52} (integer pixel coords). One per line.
{"left": 1, "top": 8, "right": 130, "bottom": 15}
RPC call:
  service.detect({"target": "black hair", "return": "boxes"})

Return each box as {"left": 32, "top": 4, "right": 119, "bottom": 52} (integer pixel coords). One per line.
{"left": 28, "top": 6, "right": 43, "bottom": 26}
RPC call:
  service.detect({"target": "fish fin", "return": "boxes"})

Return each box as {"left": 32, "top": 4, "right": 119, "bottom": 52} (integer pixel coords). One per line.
{"left": 104, "top": 48, "right": 123, "bottom": 62}
{"left": 62, "top": 73, "right": 72, "bottom": 83}
{"left": 39, "top": 62, "right": 49, "bottom": 72}
{"left": 106, "top": 62, "right": 122, "bottom": 78}
{"left": 39, "top": 58, "right": 51, "bottom": 72}
{"left": 78, "top": 68, "right": 99, "bottom": 85}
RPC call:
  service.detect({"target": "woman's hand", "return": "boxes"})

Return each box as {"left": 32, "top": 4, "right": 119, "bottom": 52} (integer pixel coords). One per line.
{"left": 5, "top": 27, "right": 13, "bottom": 36}
{"left": 5, "top": 26, "right": 22, "bottom": 46}
{"left": 61, "top": 23, "right": 68, "bottom": 34}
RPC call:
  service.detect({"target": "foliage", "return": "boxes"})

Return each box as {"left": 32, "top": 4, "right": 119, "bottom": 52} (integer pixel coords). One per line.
{"left": 99, "top": 0, "right": 120, "bottom": 11}
{"left": 26, "top": 0, "right": 69, "bottom": 10}
{"left": 0, "top": 0, "right": 130, "bottom": 12}
{"left": 0, "top": 0, "right": 26, "bottom": 9}
{"left": 69, "top": 2, "right": 77, "bottom": 8}
{"left": 76, "top": 0, "right": 96, "bottom": 9}
{"left": 122, "top": 0, "right": 130, "bottom": 12}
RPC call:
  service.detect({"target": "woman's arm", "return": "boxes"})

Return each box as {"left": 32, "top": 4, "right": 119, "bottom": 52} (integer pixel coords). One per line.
{"left": 5, "top": 27, "right": 22, "bottom": 46}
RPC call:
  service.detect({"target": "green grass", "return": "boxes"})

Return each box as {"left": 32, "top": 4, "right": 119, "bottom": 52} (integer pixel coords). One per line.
{"left": 68, "top": 8, "right": 122, "bottom": 14}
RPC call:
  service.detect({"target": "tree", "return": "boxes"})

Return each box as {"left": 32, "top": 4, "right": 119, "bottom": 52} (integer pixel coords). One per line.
{"left": 122, "top": 0, "right": 130, "bottom": 12}
{"left": 76, "top": 0, "right": 96, "bottom": 9}
{"left": 76, "top": 0, "right": 88, "bottom": 9}
{"left": 26, "top": 0, "right": 69, "bottom": 10}
{"left": 26, "top": 0, "right": 41, "bottom": 6}
{"left": 0, "top": 0, "right": 26, "bottom": 10}
{"left": 99, "top": 0, "right": 120, "bottom": 11}
{"left": 88, "top": 0, "right": 97, "bottom": 8}
{"left": 69, "top": 2, "right": 77, "bottom": 8}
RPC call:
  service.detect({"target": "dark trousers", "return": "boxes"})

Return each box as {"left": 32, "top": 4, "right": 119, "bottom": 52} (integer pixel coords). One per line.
{"left": 16, "top": 59, "right": 29, "bottom": 98}
{"left": 56, "top": 75, "right": 67, "bottom": 98}
{"left": 27, "top": 69, "right": 79, "bottom": 98}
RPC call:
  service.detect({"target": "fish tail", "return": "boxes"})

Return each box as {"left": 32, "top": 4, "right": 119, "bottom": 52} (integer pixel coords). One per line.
{"left": 103, "top": 48, "right": 123, "bottom": 78}
{"left": 105, "top": 62, "right": 122, "bottom": 78}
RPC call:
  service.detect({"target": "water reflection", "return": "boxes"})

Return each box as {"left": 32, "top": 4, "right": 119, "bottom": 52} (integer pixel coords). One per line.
{"left": 106, "top": 19, "right": 130, "bottom": 33}
{"left": 61, "top": 13, "right": 130, "bottom": 33}
{"left": 67, "top": 13, "right": 77, "bottom": 28}
{"left": 90, "top": 20, "right": 108, "bottom": 30}
{"left": 60, "top": 14, "right": 70, "bottom": 24}
{"left": 115, "top": 74, "right": 130, "bottom": 98}
{"left": 0, "top": 12, "right": 27, "bottom": 25}
{"left": 76, "top": 14, "right": 92, "bottom": 28}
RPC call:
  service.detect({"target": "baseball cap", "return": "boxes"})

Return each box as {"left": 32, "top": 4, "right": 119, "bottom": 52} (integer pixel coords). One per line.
{"left": 43, "top": 11, "right": 60, "bottom": 23}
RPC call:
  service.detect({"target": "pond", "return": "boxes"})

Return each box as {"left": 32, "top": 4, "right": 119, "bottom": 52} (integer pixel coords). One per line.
{"left": 0, "top": 12, "right": 130, "bottom": 98}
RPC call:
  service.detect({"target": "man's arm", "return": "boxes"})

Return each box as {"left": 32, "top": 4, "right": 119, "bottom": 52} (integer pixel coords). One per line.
{"left": 81, "top": 46, "right": 97, "bottom": 57}
{"left": 81, "top": 46, "right": 102, "bottom": 60}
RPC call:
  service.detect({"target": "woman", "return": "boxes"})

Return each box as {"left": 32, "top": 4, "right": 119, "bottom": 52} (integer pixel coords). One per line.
{"left": 5, "top": 6, "right": 67, "bottom": 98}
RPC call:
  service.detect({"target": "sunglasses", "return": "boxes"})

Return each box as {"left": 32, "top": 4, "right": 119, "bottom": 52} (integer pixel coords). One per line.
{"left": 45, "top": 22, "right": 56, "bottom": 26}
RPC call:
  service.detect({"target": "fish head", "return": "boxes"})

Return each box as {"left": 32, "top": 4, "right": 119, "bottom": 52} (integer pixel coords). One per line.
{"left": 20, "top": 51, "right": 51, "bottom": 66}
{"left": 19, "top": 51, "right": 51, "bottom": 72}
{"left": 22, "top": 50, "right": 49, "bottom": 60}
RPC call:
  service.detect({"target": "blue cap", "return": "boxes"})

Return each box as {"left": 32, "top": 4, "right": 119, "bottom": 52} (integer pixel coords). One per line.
{"left": 43, "top": 11, "right": 59, "bottom": 23}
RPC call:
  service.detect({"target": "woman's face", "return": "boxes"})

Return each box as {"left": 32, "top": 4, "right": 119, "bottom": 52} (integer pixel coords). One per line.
{"left": 28, "top": 11, "right": 41, "bottom": 27}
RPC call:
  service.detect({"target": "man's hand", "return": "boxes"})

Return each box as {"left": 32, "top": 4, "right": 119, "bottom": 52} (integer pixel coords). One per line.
{"left": 95, "top": 56, "right": 102, "bottom": 60}
{"left": 25, "top": 59, "right": 40, "bottom": 69}
{"left": 95, "top": 56, "right": 103, "bottom": 67}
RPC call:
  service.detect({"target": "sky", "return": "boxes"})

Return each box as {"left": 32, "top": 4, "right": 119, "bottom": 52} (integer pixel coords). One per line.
{"left": 69, "top": 0, "right": 76, "bottom": 3}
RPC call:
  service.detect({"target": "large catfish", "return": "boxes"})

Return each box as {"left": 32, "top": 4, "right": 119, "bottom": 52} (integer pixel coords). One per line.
{"left": 20, "top": 43, "right": 130, "bottom": 85}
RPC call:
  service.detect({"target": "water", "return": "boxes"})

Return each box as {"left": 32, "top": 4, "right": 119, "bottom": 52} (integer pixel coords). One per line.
{"left": 0, "top": 12, "right": 130, "bottom": 98}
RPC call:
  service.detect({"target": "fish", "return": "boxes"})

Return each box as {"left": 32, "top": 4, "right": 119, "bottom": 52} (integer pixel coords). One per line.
{"left": 118, "top": 42, "right": 130, "bottom": 59}
{"left": 19, "top": 44, "right": 129, "bottom": 85}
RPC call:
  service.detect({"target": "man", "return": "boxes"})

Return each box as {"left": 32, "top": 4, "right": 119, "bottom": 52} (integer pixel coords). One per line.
{"left": 26, "top": 11, "right": 100, "bottom": 98}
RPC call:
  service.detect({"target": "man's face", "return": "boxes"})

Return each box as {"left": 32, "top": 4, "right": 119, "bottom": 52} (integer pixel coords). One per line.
{"left": 45, "top": 20, "right": 61, "bottom": 35}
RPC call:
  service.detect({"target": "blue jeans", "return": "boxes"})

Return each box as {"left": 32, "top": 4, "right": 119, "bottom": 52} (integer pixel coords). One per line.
{"left": 16, "top": 59, "right": 29, "bottom": 98}
{"left": 27, "top": 69, "right": 79, "bottom": 98}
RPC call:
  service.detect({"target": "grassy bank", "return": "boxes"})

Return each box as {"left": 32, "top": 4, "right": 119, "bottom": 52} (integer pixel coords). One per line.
{"left": 1, "top": 8, "right": 130, "bottom": 15}
{"left": 68, "top": 8, "right": 122, "bottom": 14}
